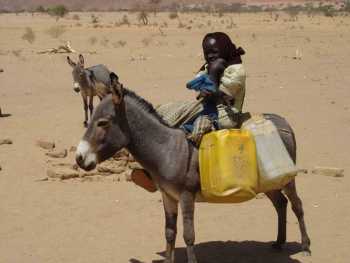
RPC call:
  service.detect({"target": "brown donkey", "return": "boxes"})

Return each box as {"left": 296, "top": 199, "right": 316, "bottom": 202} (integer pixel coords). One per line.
{"left": 67, "top": 54, "right": 112, "bottom": 127}
{"left": 76, "top": 73, "right": 311, "bottom": 263}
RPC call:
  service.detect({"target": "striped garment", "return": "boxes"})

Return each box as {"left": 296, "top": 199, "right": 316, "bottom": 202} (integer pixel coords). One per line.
{"left": 156, "top": 63, "right": 246, "bottom": 145}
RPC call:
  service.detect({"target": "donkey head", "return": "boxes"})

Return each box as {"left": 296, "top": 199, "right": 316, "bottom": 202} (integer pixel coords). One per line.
{"left": 76, "top": 72, "right": 130, "bottom": 171}
{"left": 67, "top": 54, "right": 90, "bottom": 93}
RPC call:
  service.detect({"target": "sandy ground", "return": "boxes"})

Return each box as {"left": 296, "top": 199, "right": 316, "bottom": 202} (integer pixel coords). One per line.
{"left": 0, "top": 11, "right": 349, "bottom": 263}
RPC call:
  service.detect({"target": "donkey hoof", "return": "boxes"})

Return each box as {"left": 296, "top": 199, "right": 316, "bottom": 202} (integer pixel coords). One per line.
{"left": 301, "top": 246, "right": 311, "bottom": 257}
{"left": 301, "top": 250, "right": 311, "bottom": 257}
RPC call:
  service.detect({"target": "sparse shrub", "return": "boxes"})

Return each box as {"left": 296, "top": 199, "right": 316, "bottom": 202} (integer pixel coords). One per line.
{"left": 72, "top": 14, "right": 80, "bottom": 20}
{"left": 343, "top": 0, "right": 350, "bottom": 12}
{"left": 47, "top": 5, "right": 68, "bottom": 20}
{"left": 157, "top": 27, "right": 166, "bottom": 36}
{"left": 138, "top": 11, "right": 149, "bottom": 25}
{"left": 113, "top": 40, "right": 127, "bottom": 48}
{"left": 35, "top": 5, "right": 46, "bottom": 13}
{"left": 304, "top": 2, "right": 317, "bottom": 17}
{"left": 142, "top": 37, "right": 152, "bottom": 46}
{"left": 245, "top": 5, "right": 263, "bottom": 13}
{"left": 283, "top": 5, "right": 301, "bottom": 21}
{"left": 116, "top": 14, "right": 130, "bottom": 26}
{"left": 169, "top": 12, "right": 178, "bottom": 19}
{"left": 122, "top": 14, "right": 130, "bottom": 25}
{"left": 88, "top": 36, "right": 98, "bottom": 45}
{"left": 320, "top": 5, "right": 336, "bottom": 17}
{"left": 100, "top": 37, "right": 109, "bottom": 47}
{"left": 251, "top": 33, "right": 257, "bottom": 40}
{"left": 91, "top": 14, "right": 99, "bottom": 24}
{"left": 227, "top": 3, "right": 244, "bottom": 13}
{"left": 226, "top": 17, "right": 236, "bottom": 29}
{"left": 154, "top": 40, "right": 168, "bottom": 46}
{"left": 22, "top": 27, "right": 35, "bottom": 44}
{"left": 178, "top": 22, "right": 186, "bottom": 28}
{"left": 149, "top": 0, "right": 162, "bottom": 15}
{"left": 46, "top": 25, "right": 66, "bottom": 39}
{"left": 149, "top": 0, "right": 162, "bottom": 4}
{"left": 12, "top": 50, "right": 22, "bottom": 57}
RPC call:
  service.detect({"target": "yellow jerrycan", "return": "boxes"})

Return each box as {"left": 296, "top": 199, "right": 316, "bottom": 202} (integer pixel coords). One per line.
{"left": 199, "top": 129, "right": 258, "bottom": 203}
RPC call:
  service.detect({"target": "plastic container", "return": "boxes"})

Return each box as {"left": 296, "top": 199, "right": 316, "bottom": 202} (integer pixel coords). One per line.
{"left": 199, "top": 129, "right": 258, "bottom": 203}
{"left": 242, "top": 116, "right": 298, "bottom": 193}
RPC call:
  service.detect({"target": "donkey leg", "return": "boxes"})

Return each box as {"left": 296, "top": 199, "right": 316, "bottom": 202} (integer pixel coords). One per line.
{"left": 283, "top": 180, "right": 311, "bottom": 255}
{"left": 162, "top": 192, "right": 178, "bottom": 263}
{"left": 265, "top": 190, "right": 288, "bottom": 250}
{"left": 180, "top": 191, "right": 197, "bottom": 263}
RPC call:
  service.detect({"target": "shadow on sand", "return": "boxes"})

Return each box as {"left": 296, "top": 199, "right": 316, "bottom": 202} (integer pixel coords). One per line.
{"left": 130, "top": 240, "right": 304, "bottom": 263}
{"left": 0, "top": 114, "right": 11, "bottom": 118}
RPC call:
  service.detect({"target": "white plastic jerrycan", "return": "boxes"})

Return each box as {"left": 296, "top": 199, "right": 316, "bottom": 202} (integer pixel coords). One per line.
{"left": 242, "top": 115, "right": 298, "bottom": 193}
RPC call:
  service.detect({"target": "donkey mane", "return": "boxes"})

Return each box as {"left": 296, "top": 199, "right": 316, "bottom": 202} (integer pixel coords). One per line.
{"left": 123, "top": 88, "right": 172, "bottom": 128}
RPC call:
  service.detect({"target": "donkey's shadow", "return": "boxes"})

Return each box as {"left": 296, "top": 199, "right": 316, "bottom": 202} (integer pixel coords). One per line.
{"left": 130, "top": 241, "right": 304, "bottom": 263}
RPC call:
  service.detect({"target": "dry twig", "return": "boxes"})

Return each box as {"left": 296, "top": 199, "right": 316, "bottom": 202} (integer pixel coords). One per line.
{"left": 37, "top": 41, "right": 77, "bottom": 54}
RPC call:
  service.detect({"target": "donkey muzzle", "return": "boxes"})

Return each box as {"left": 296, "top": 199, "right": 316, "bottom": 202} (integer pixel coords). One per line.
{"left": 76, "top": 140, "right": 97, "bottom": 171}
{"left": 73, "top": 82, "right": 81, "bottom": 93}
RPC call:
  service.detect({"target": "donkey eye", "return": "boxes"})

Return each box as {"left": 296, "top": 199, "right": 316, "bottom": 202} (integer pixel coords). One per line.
{"left": 97, "top": 119, "right": 110, "bottom": 127}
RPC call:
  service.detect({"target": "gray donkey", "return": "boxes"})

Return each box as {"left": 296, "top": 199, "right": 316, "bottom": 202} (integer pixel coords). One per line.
{"left": 76, "top": 73, "right": 311, "bottom": 263}
{"left": 67, "top": 54, "right": 112, "bottom": 127}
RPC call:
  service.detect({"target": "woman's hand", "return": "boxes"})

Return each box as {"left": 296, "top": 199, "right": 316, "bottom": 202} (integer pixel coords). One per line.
{"left": 196, "top": 90, "right": 212, "bottom": 100}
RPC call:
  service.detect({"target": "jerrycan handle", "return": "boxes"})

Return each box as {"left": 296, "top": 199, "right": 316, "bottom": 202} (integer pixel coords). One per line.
{"left": 251, "top": 114, "right": 265, "bottom": 124}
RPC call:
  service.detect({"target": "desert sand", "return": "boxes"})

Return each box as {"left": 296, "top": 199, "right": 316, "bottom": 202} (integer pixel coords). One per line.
{"left": 0, "top": 11, "right": 349, "bottom": 263}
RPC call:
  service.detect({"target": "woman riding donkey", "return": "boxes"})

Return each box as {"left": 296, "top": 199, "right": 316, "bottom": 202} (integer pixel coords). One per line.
{"left": 185, "top": 32, "right": 246, "bottom": 146}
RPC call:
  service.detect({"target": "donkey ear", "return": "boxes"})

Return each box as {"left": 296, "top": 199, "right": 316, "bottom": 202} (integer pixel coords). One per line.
{"left": 67, "top": 56, "right": 76, "bottom": 67}
{"left": 110, "top": 72, "right": 123, "bottom": 105}
{"left": 78, "top": 54, "right": 84, "bottom": 67}
{"left": 110, "top": 72, "right": 119, "bottom": 83}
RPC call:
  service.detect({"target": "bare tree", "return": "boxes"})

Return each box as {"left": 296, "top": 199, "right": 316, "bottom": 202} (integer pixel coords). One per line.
{"left": 138, "top": 11, "right": 149, "bottom": 25}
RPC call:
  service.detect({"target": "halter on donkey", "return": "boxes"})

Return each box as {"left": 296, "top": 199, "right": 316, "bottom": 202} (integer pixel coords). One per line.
{"left": 76, "top": 73, "right": 311, "bottom": 263}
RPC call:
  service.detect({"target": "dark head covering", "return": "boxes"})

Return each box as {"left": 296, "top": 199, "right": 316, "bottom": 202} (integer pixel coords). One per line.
{"left": 202, "top": 32, "right": 245, "bottom": 66}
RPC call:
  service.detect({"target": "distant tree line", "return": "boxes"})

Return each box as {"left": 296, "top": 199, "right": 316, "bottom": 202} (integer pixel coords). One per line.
{"left": 35, "top": 5, "right": 69, "bottom": 19}
{"left": 1, "top": 1, "right": 350, "bottom": 17}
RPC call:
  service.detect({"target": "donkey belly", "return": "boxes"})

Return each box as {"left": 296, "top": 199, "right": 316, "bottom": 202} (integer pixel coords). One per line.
{"left": 94, "top": 82, "right": 109, "bottom": 98}
{"left": 81, "top": 87, "right": 95, "bottom": 97}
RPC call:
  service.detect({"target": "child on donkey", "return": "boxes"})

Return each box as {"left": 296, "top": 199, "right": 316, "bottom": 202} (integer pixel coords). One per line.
{"left": 185, "top": 32, "right": 246, "bottom": 146}
{"left": 130, "top": 32, "right": 247, "bottom": 191}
